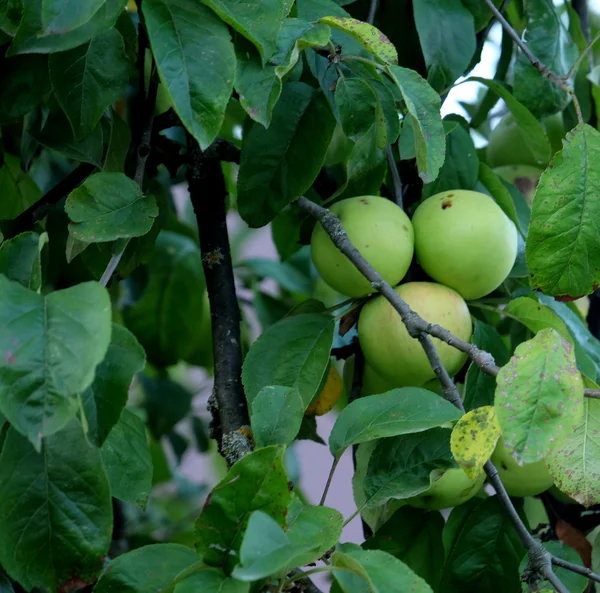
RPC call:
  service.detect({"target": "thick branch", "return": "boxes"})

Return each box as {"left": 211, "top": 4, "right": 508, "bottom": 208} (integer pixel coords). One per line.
{"left": 186, "top": 136, "right": 251, "bottom": 465}
{"left": 296, "top": 195, "right": 573, "bottom": 590}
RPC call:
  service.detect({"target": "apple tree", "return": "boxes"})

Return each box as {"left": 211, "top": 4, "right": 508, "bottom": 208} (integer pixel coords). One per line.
{"left": 2, "top": 0, "right": 600, "bottom": 592}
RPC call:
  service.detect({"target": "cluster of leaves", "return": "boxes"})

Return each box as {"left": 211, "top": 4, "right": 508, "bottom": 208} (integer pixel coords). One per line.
{"left": 1, "top": 0, "right": 600, "bottom": 592}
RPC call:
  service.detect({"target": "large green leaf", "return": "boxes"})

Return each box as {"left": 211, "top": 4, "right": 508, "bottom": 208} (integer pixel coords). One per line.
{"left": 526, "top": 124, "right": 600, "bottom": 298}
{"left": 251, "top": 385, "right": 305, "bottom": 448}
{"left": 387, "top": 66, "right": 445, "bottom": 183}
{"left": 513, "top": 0, "right": 577, "bottom": 117}
{"left": 49, "top": 28, "right": 130, "bottom": 140}
{"left": 81, "top": 324, "right": 146, "bottom": 447}
{"left": 0, "top": 231, "right": 47, "bottom": 291}
{"left": 413, "top": 0, "right": 476, "bottom": 90}
{"left": 494, "top": 328, "right": 584, "bottom": 464}
{"left": 65, "top": 172, "right": 158, "bottom": 242}
{"left": 175, "top": 569, "right": 249, "bottom": 593}
{"left": 195, "top": 446, "right": 291, "bottom": 568}
{"left": 103, "top": 109, "right": 131, "bottom": 173}
{"left": 438, "top": 497, "right": 525, "bottom": 593}
{"left": 0, "top": 0, "right": 23, "bottom": 35}
{"left": 242, "top": 313, "right": 334, "bottom": 410}
{"left": 332, "top": 545, "right": 433, "bottom": 593}
{"left": 464, "top": 321, "right": 510, "bottom": 411}
{"left": 235, "top": 20, "right": 330, "bottom": 127}
{"left": 0, "top": 153, "right": 42, "bottom": 219}
{"left": 364, "top": 428, "right": 455, "bottom": 507}
{"left": 101, "top": 409, "right": 153, "bottom": 509}
{"left": 123, "top": 231, "right": 207, "bottom": 367}
{"left": 237, "top": 82, "right": 335, "bottom": 227}
{"left": 329, "top": 388, "right": 461, "bottom": 458}
{"left": 0, "top": 277, "right": 111, "bottom": 450}
{"left": 0, "top": 422, "right": 112, "bottom": 591}
{"left": 143, "top": 0, "right": 235, "bottom": 150}
{"left": 7, "top": 0, "right": 127, "bottom": 55}
{"left": 203, "top": 0, "right": 292, "bottom": 63}
{"left": 41, "top": 0, "right": 105, "bottom": 34}
{"left": 546, "top": 398, "right": 600, "bottom": 507}
{"left": 232, "top": 511, "right": 316, "bottom": 581}
{"left": 335, "top": 77, "right": 380, "bottom": 140}
{"left": 95, "top": 544, "right": 199, "bottom": 593}
{"left": 364, "top": 507, "right": 445, "bottom": 589}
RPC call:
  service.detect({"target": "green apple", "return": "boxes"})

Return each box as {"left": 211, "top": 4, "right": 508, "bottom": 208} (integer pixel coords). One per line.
{"left": 311, "top": 196, "right": 414, "bottom": 297}
{"left": 493, "top": 164, "right": 543, "bottom": 204}
{"left": 412, "top": 190, "right": 518, "bottom": 300}
{"left": 406, "top": 468, "right": 485, "bottom": 510}
{"left": 486, "top": 113, "right": 565, "bottom": 168}
{"left": 491, "top": 437, "right": 553, "bottom": 497}
{"left": 358, "top": 282, "right": 472, "bottom": 386}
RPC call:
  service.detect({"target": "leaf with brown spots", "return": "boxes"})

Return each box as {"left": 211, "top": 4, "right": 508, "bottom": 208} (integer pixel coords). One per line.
{"left": 494, "top": 328, "right": 585, "bottom": 464}
{"left": 451, "top": 406, "right": 501, "bottom": 479}
{"left": 526, "top": 123, "right": 600, "bottom": 298}
{"left": 547, "top": 397, "right": 600, "bottom": 507}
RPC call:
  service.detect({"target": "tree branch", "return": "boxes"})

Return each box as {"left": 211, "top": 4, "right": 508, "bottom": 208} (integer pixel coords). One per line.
{"left": 186, "top": 135, "right": 251, "bottom": 465}
{"left": 296, "top": 195, "right": 574, "bottom": 590}
{"left": 551, "top": 556, "right": 600, "bottom": 583}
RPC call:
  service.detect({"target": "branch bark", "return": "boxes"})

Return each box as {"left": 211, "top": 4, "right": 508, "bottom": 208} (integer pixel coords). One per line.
{"left": 296, "top": 195, "right": 576, "bottom": 591}
{"left": 186, "top": 135, "right": 251, "bottom": 465}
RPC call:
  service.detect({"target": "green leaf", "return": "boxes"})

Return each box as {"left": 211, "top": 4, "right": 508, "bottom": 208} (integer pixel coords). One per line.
{"left": 242, "top": 313, "right": 334, "bottom": 410}
{"left": 104, "top": 110, "right": 132, "bottom": 173}
{"left": 203, "top": 0, "right": 292, "bottom": 63}
{"left": 0, "top": 153, "right": 42, "bottom": 219}
{"left": 123, "top": 231, "right": 207, "bottom": 367}
{"left": 232, "top": 511, "right": 316, "bottom": 581}
{"left": 49, "top": 28, "right": 130, "bottom": 140}
{"left": 237, "top": 82, "right": 335, "bottom": 227}
{"left": 329, "top": 388, "right": 461, "bottom": 458}
{"left": 7, "top": 0, "right": 127, "bottom": 55}
{"left": 513, "top": 0, "right": 577, "bottom": 117}
{"left": 0, "top": 422, "right": 112, "bottom": 592}
{"left": 95, "top": 544, "right": 199, "bottom": 593}
{"left": 101, "top": 408, "right": 153, "bottom": 509}
{"left": 333, "top": 546, "right": 433, "bottom": 593}
{"left": 317, "top": 17, "right": 398, "bottom": 65}
{"left": 81, "top": 324, "right": 145, "bottom": 446}
{"left": 495, "top": 328, "right": 585, "bottom": 464}
{"left": 335, "top": 77, "right": 380, "bottom": 139}
{"left": 0, "top": 570, "right": 14, "bottom": 593}
{"left": 438, "top": 497, "right": 525, "bottom": 593}
{"left": 195, "top": 446, "right": 291, "bottom": 568}
{"left": 143, "top": 0, "right": 235, "bottom": 150}
{"left": 387, "top": 66, "right": 445, "bottom": 183}
{"left": 0, "top": 277, "right": 111, "bottom": 450}
{"left": 413, "top": 0, "right": 476, "bottom": 90}
{"left": 287, "top": 504, "right": 343, "bottom": 566}
{"left": 546, "top": 398, "right": 600, "bottom": 507}
{"left": 505, "top": 296, "right": 571, "bottom": 340}
{"left": 364, "top": 428, "right": 455, "bottom": 507}
{"left": 462, "top": 77, "right": 551, "bottom": 165}
{"left": 461, "top": 0, "right": 502, "bottom": 31}
{"left": 239, "top": 257, "right": 312, "bottom": 295}
{"left": 0, "top": 0, "right": 22, "bottom": 35}
{"left": 41, "top": 0, "right": 105, "bottom": 34}
{"left": 422, "top": 120, "right": 478, "bottom": 198}
{"left": 464, "top": 321, "right": 510, "bottom": 411}
{"left": 0, "top": 231, "right": 47, "bottom": 291}
{"left": 526, "top": 124, "right": 600, "bottom": 298}
{"left": 450, "top": 406, "right": 500, "bottom": 479}
{"left": 65, "top": 172, "right": 158, "bottom": 242}
{"left": 251, "top": 385, "right": 305, "bottom": 448}
{"left": 175, "top": 569, "right": 250, "bottom": 593}
{"left": 140, "top": 373, "right": 193, "bottom": 439}
{"left": 234, "top": 19, "right": 331, "bottom": 127}
{"left": 363, "top": 507, "right": 445, "bottom": 589}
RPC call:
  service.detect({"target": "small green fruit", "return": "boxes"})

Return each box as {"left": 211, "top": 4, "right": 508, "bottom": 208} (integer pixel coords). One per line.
{"left": 311, "top": 196, "right": 414, "bottom": 297}
{"left": 491, "top": 437, "right": 553, "bottom": 497}
{"left": 412, "top": 190, "right": 518, "bottom": 300}
{"left": 493, "top": 165, "right": 543, "bottom": 204}
{"left": 406, "top": 468, "right": 485, "bottom": 510}
{"left": 358, "top": 282, "right": 472, "bottom": 386}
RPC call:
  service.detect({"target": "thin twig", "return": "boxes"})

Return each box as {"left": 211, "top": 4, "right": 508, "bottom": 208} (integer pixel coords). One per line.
{"left": 572, "top": 0, "right": 594, "bottom": 69}
{"left": 297, "top": 195, "right": 573, "bottom": 590}
{"left": 386, "top": 146, "right": 403, "bottom": 209}
{"left": 186, "top": 135, "right": 251, "bottom": 465}
{"left": 552, "top": 555, "right": 600, "bottom": 583}
{"left": 367, "top": 0, "right": 378, "bottom": 25}
{"left": 320, "top": 456, "right": 341, "bottom": 505}
{"left": 567, "top": 29, "right": 600, "bottom": 79}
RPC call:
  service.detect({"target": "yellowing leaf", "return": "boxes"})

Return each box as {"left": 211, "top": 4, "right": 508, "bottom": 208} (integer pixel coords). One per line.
{"left": 451, "top": 406, "right": 500, "bottom": 479}
{"left": 306, "top": 364, "right": 343, "bottom": 416}
{"left": 317, "top": 16, "right": 398, "bottom": 65}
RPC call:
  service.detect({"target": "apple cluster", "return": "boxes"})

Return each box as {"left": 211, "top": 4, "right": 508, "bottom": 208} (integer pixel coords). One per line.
{"left": 310, "top": 191, "right": 559, "bottom": 507}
